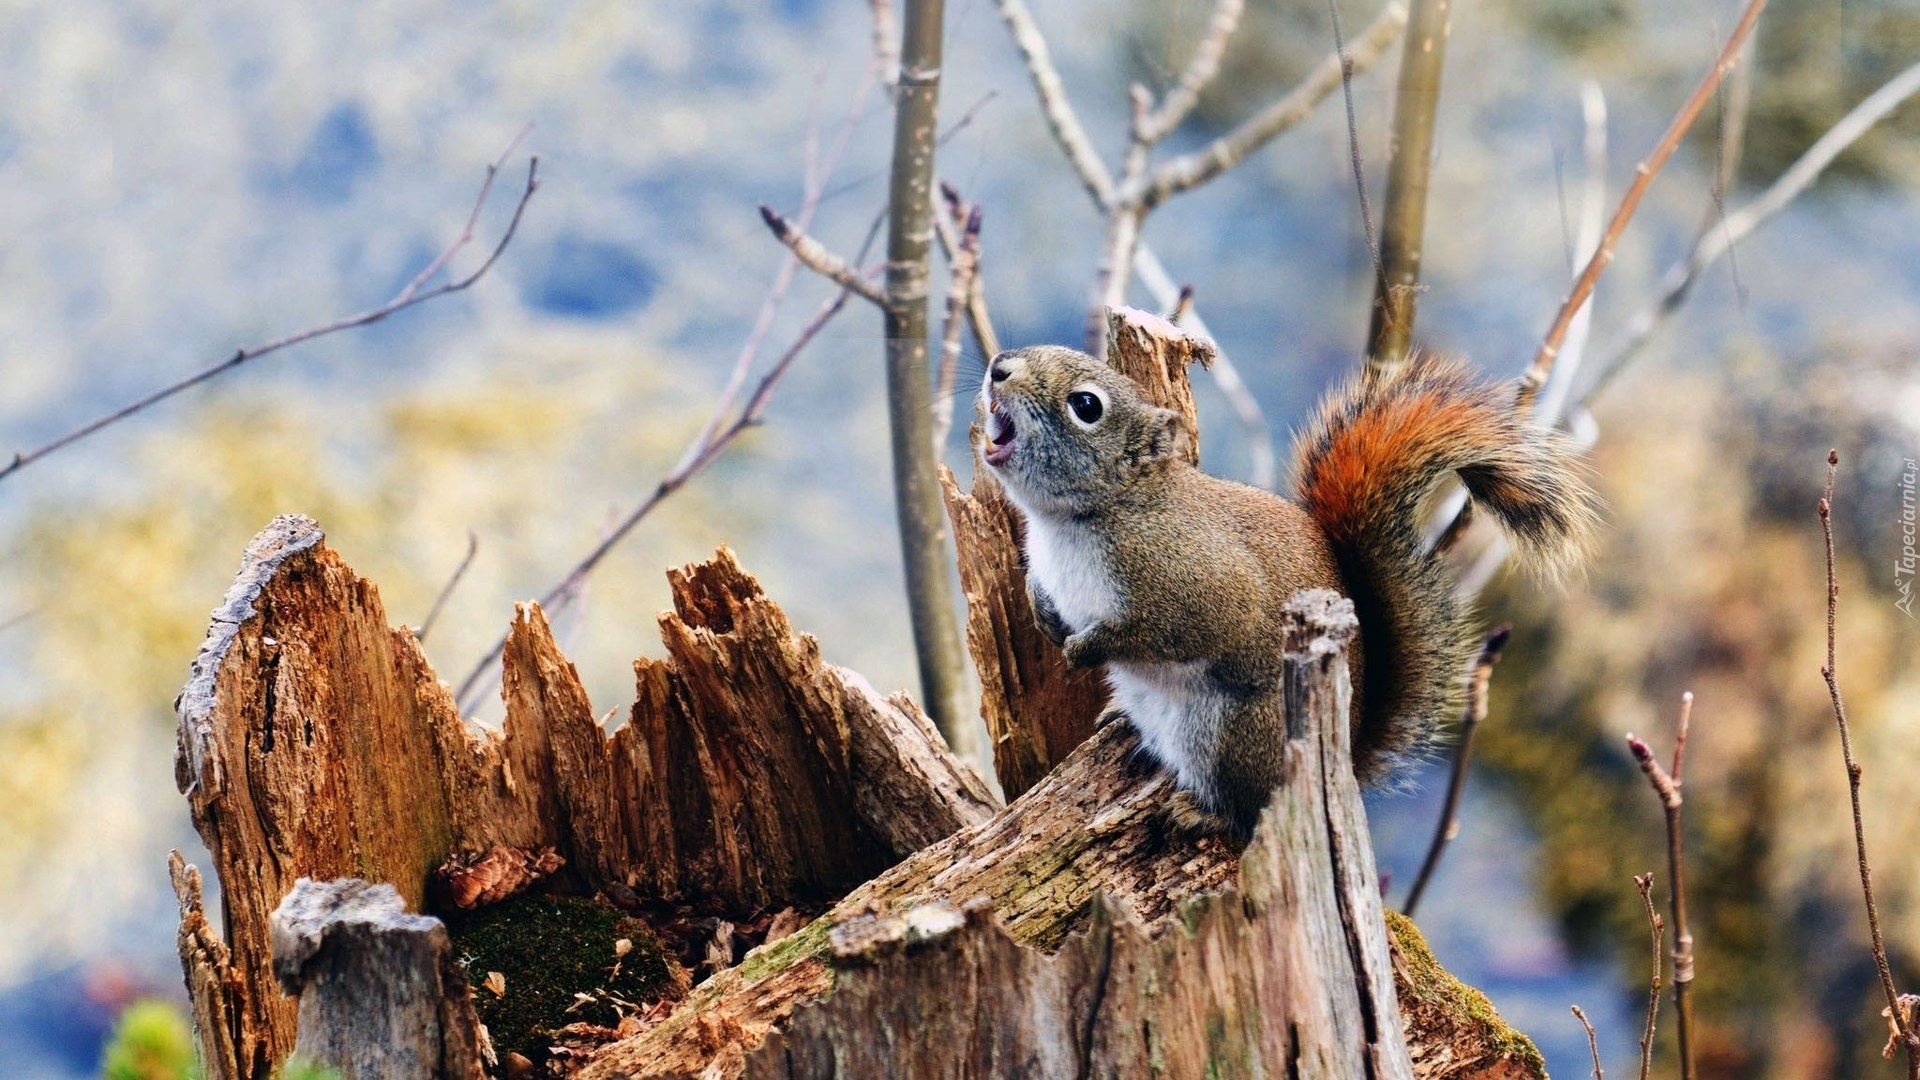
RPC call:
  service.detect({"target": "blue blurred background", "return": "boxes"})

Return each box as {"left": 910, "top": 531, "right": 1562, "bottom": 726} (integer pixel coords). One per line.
{"left": 2, "top": 0, "right": 1917, "bottom": 1076}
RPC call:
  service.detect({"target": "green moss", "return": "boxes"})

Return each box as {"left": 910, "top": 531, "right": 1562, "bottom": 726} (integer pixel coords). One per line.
{"left": 100, "top": 999, "right": 200, "bottom": 1080}
{"left": 444, "top": 894, "right": 676, "bottom": 1064}
{"left": 1386, "top": 912, "right": 1547, "bottom": 1074}
{"left": 731, "top": 912, "right": 832, "bottom": 982}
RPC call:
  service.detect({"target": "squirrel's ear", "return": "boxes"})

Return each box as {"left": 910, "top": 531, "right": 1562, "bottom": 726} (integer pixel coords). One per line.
{"left": 1139, "top": 407, "right": 1192, "bottom": 464}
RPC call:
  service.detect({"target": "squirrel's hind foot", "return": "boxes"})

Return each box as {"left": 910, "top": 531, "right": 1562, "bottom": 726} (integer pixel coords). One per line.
{"left": 1162, "top": 790, "right": 1234, "bottom": 840}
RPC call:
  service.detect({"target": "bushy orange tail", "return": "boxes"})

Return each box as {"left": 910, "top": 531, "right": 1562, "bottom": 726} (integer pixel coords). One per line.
{"left": 1292, "top": 352, "right": 1599, "bottom": 777}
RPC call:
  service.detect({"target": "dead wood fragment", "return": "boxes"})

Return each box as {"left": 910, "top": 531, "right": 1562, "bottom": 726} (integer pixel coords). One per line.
{"left": 268, "top": 877, "right": 485, "bottom": 1080}
{"left": 436, "top": 846, "right": 567, "bottom": 911}
{"left": 171, "top": 516, "right": 992, "bottom": 1079}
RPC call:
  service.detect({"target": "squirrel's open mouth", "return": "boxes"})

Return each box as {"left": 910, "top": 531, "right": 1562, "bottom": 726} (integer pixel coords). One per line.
{"left": 984, "top": 403, "right": 1016, "bottom": 466}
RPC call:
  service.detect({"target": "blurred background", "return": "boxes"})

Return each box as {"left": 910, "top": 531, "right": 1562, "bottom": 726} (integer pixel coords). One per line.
{"left": 1, "top": 0, "right": 1916, "bottom": 1076}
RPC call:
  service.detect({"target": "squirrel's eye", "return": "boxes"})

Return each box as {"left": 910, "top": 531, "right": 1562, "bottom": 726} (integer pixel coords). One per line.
{"left": 1067, "top": 390, "right": 1104, "bottom": 425}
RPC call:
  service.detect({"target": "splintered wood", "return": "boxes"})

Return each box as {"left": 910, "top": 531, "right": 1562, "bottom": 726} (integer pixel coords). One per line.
{"left": 588, "top": 593, "right": 1538, "bottom": 1079}
{"left": 171, "top": 515, "right": 992, "bottom": 1079}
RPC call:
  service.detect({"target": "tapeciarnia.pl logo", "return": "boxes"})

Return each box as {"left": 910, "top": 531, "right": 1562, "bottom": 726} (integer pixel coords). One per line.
{"left": 1899, "top": 457, "right": 1917, "bottom": 619}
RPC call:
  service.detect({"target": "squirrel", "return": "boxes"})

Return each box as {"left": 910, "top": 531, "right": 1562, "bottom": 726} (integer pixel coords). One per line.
{"left": 978, "top": 343, "right": 1599, "bottom": 840}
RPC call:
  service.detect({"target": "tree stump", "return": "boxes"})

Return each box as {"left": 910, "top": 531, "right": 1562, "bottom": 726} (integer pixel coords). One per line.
{"left": 269, "top": 878, "right": 485, "bottom": 1080}
{"left": 169, "top": 309, "right": 1543, "bottom": 1080}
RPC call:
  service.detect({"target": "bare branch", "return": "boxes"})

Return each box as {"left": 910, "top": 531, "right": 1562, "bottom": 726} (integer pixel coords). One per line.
{"left": 1364, "top": 0, "right": 1454, "bottom": 378}
{"left": 932, "top": 198, "right": 983, "bottom": 452}
{"left": 0, "top": 130, "right": 541, "bottom": 485}
{"left": 1634, "top": 871, "right": 1664, "bottom": 1080}
{"left": 1516, "top": 0, "right": 1769, "bottom": 411}
{"left": 1820, "top": 449, "right": 1920, "bottom": 1078}
{"left": 1134, "top": 248, "right": 1277, "bottom": 489}
{"left": 1582, "top": 58, "right": 1920, "bottom": 402}
{"left": 883, "top": 0, "right": 975, "bottom": 753}
{"left": 692, "top": 72, "right": 880, "bottom": 473}
{"left": 994, "top": 0, "right": 1117, "bottom": 205}
{"left": 1145, "top": 2, "right": 1408, "bottom": 208}
{"left": 1571, "top": 1004, "right": 1605, "bottom": 1080}
{"left": 1627, "top": 690, "right": 1698, "bottom": 1080}
{"left": 869, "top": 0, "right": 900, "bottom": 88}
{"left": 452, "top": 245, "right": 876, "bottom": 713}
{"left": 759, "top": 205, "right": 889, "bottom": 307}
{"left": 415, "top": 530, "right": 478, "bottom": 644}
{"left": 1138, "top": 0, "right": 1245, "bottom": 144}
{"left": 932, "top": 181, "right": 1002, "bottom": 361}
{"left": 1537, "top": 83, "right": 1610, "bottom": 428}
{"left": 1402, "top": 625, "right": 1508, "bottom": 917}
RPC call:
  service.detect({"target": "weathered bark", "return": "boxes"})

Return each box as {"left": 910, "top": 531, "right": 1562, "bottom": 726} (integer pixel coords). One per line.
{"left": 939, "top": 305, "right": 1214, "bottom": 799}
{"left": 269, "top": 878, "right": 485, "bottom": 1080}
{"left": 172, "top": 517, "right": 992, "bottom": 1079}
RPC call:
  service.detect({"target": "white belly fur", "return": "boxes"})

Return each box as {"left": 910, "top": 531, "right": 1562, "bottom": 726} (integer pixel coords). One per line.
{"left": 1107, "top": 660, "right": 1227, "bottom": 806}
{"left": 1020, "top": 510, "right": 1223, "bottom": 803}
{"left": 1021, "top": 513, "right": 1116, "bottom": 633}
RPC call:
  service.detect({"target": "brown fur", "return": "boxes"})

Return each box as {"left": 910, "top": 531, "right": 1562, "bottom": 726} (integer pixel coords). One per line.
{"left": 983, "top": 346, "right": 1598, "bottom": 837}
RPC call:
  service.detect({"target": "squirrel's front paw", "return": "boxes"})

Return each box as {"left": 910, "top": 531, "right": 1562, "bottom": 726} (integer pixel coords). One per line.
{"left": 1163, "top": 790, "right": 1234, "bottom": 840}
{"left": 1061, "top": 631, "right": 1108, "bottom": 669}
{"left": 1028, "top": 585, "right": 1070, "bottom": 648}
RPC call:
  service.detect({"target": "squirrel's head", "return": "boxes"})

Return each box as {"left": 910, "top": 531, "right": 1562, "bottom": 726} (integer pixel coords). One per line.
{"left": 978, "top": 345, "right": 1190, "bottom": 517}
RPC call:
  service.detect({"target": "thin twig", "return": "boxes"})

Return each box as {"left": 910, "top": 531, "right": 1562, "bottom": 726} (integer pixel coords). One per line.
{"left": 1146, "top": 2, "right": 1408, "bottom": 208}
{"left": 1134, "top": 251, "right": 1275, "bottom": 487}
{"left": 1402, "top": 625, "right": 1509, "bottom": 917}
{"left": 1627, "top": 691, "right": 1697, "bottom": 1080}
{"left": 452, "top": 214, "right": 886, "bottom": 713}
{"left": 932, "top": 181, "right": 1002, "bottom": 361}
{"left": 1537, "top": 83, "right": 1609, "bottom": 429}
{"left": 932, "top": 198, "right": 983, "bottom": 451}
{"left": 1138, "top": 0, "right": 1245, "bottom": 143}
{"left": 1582, "top": 58, "right": 1920, "bottom": 402}
{"left": 1139, "top": 255, "right": 1276, "bottom": 489}
{"left": 1702, "top": 40, "right": 1752, "bottom": 309}
{"left": 690, "top": 71, "right": 878, "bottom": 473}
{"left": 759, "top": 205, "right": 889, "bottom": 307}
{"left": 1820, "top": 449, "right": 1920, "bottom": 1079}
{"left": 869, "top": 0, "right": 900, "bottom": 88}
{"left": 0, "top": 129, "right": 541, "bottom": 485}
{"left": 1516, "top": 0, "right": 1768, "bottom": 410}
{"left": 1634, "top": 871, "right": 1665, "bottom": 1080}
{"left": 1326, "top": 0, "right": 1387, "bottom": 327}
{"left": 416, "top": 530, "right": 479, "bottom": 644}
{"left": 1571, "top": 1004, "right": 1605, "bottom": 1080}
{"left": 1364, "top": 0, "right": 1454, "bottom": 378}
{"left": 994, "top": 0, "right": 1116, "bottom": 205}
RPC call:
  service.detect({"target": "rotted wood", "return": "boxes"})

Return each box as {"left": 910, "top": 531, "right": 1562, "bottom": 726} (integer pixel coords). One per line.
{"left": 171, "top": 515, "right": 994, "bottom": 1080}
{"left": 268, "top": 878, "right": 485, "bottom": 1080}
{"left": 939, "top": 304, "right": 1215, "bottom": 799}
{"left": 581, "top": 594, "right": 1428, "bottom": 1079}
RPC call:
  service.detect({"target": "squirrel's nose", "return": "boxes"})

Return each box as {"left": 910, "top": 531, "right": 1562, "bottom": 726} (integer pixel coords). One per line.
{"left": 989, "top": 355, "right": 1023, "bottom": 383}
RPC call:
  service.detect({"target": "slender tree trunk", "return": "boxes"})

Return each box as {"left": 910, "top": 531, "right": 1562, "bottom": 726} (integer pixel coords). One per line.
{"left": 884, "top": 0, "right": 974, "bottom": 758}
{"left": 1365, "top": 0, "right": 1453, "bottom": 379}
